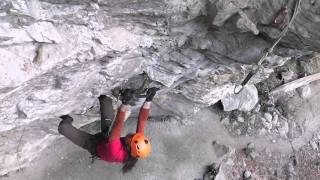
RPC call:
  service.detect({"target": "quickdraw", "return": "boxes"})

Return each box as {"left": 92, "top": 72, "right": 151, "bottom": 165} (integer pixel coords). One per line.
{"left": 272, "top": 7, "right": 289, "bottom": 27}
{"left": 234, "top": 0, "right": 302, "bottom": 94}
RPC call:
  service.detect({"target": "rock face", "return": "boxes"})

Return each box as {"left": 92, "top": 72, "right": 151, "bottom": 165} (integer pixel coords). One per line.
{"left": 221, "top": 85, "right": 259, "bottom": 111}
{"left": 297, "top": 85, "right": 312, "bottom": 99}
{"left": 0, "top": 0, "right": 320, "bottom": 175}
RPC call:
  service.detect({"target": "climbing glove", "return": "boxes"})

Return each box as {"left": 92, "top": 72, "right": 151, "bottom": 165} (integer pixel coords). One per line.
{"left": 121, "top": 89, "right": 135, "bottom": 105}
{"left": 145, "top": 87, "right": 159, "bottom": 102}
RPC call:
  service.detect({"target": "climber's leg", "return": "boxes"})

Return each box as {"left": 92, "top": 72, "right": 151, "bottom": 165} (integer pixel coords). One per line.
{"left": 98, "top": 95, "right": 114, "bottom": 137}
{"left": 58, "top": 115, "right": 99, "bottom": 154}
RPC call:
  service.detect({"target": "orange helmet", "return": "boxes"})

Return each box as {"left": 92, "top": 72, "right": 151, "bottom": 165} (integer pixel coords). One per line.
{"left": 130, "top": 133, "right": 151, "bottom": 158}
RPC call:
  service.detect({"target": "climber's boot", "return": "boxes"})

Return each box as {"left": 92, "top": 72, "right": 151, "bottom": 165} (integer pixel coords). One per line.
{"left": 59, "top": 115, "right": 74, "bottom": 124}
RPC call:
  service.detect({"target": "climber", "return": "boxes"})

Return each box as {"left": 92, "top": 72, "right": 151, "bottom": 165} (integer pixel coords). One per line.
{"left": 58, "top": 87, "right": 158, "bottom": 173}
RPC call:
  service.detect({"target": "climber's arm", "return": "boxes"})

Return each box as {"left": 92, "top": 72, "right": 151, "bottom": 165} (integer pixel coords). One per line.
{"left": 107, "top": 105, "right": 130, "bottom": 142}
{"left": 136, "top": 87, "right": 158, "bottom": 134}
{"left": 108, "top": 89, "right": 134, "bottom": 142}
{"left": 136, "top": 102, "right": 151, "bottom": 134}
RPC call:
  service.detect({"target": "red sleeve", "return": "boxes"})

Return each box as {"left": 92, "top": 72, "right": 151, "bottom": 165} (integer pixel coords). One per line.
{"left": 136, "top": 106, "right": 150, "bottom": 134}
{"left": 108, "top": 106, "right": 126, "bottom": 142}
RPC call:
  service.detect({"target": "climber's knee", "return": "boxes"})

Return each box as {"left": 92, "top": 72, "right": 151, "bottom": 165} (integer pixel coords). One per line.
{"left": 58, "top": 115, "right": 73, "bottom": 134}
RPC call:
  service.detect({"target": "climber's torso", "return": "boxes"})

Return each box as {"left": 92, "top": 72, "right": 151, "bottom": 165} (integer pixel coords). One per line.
{"left": 96, "top": 137, "right": 128, "bottom": 163}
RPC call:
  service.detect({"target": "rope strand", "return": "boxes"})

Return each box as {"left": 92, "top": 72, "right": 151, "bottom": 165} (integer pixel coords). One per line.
{"left": 234, "top": 0, "right": 302, "bottom": 94}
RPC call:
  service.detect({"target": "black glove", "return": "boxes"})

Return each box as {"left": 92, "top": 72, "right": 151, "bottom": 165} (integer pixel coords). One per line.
{"left": 145, "top": 87, "right": 159, "bottom": 102}
{"left": 121, "top": 89, "right": 134, "bottom": 105}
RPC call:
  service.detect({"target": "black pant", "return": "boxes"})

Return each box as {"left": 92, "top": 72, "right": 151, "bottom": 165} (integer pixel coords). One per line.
{"left": 58, "top": 95, "right": 115, "bottom": 155}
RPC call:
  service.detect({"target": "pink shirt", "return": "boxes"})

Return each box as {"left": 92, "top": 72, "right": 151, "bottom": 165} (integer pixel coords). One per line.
{"left": 96, "top": 139, "right": 128, "bottom": 163}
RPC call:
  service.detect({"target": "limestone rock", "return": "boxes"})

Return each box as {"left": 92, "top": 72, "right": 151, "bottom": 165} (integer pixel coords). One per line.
{"left": 264, "top": 113, "right": 273, "bottom": 122}
{"left": 279, "top": 121, "right": 289, "bottom": 138}
{"left": 297, "top": 85, "right": 312, "bottom": 99}
{"left": 212, "top": 141, "right": 230, "bottom": 158}
{"left": 214, "top": 167, "right": 226, "bottom": 180}
{"left": 243, "top": 170, "right": 252, "bottom": 179}
{"left": 221, "top": 117, "right": 230, "bottom": 125}
{"left": 237, "top": 116, "right": 245, "bottom": 123}
{"left": 244, "top": 142, "right": 256, "bottom": 159}
{"left": 221, "top": 85, "right": 259, "bottom": 111}
{"left": 272, "top": 114, "right": 279, "bottom": 125}
{"left": 253, "top": 104, "right": 261, "bottom": 112}
{"left": 281, "top": 71, "right": 296, "bottom": 83}
{"left": 203, "top": 163, "right": 226, "bottom": 180}
{"left": 1, "top": 0, "right": 320, "bottom": 176}
{"left": 310, "top": 141, "right": 319, "bottom": 151}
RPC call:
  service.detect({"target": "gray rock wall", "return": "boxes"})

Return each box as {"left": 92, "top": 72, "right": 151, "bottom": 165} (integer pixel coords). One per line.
{"left": 0, "top": 0, "right": 319, "bottom": 175}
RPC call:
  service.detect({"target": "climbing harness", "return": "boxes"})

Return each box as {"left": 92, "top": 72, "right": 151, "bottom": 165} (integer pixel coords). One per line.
{"left": 234, "top": 0, "right": 302, "bottom": 94}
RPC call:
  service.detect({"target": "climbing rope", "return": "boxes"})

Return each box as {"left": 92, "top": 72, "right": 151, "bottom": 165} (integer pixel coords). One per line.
{"left": 234, "top": 0, "right": 302, "bottom": 94}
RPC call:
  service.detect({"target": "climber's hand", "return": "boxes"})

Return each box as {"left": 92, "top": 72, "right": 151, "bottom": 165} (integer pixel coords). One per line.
{"left": 121, "top": 89, "right": 135, "bottom": 105}
{"left": 146, "top": 87, "right": 159, "bottom": 102}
